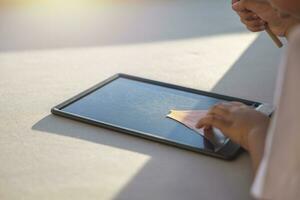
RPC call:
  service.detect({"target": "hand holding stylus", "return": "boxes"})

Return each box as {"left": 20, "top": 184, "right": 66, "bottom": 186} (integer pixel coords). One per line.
{"left": 231, "top": 0, "right": 300, "bottom": 47}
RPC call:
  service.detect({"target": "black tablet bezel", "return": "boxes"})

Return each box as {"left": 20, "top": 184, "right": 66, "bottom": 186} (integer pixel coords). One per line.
{"left": 51, "top": 73, "right": 261, "bottom": 160}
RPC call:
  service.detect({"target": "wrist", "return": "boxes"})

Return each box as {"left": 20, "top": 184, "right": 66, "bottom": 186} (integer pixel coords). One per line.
{"left": 239, "top": 126, "right": 267, "bottom": 151}
{"left": 246, "top": 126, "right": 267, "bottom": 155}
{"left": 246, "top": 127, "right": 268, "bottom": 172}
{"left": 248, "top": 127, "right": 267, "bottom": 146}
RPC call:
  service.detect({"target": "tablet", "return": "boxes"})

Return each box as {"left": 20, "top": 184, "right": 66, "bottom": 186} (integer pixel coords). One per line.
{"left": 51, "top": 74, "right": 269, "bottom": 160}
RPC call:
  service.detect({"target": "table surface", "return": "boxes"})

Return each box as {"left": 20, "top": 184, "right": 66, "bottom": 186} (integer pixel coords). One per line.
{"left": 0, "top": 1, "right": 283, "bottom": 200}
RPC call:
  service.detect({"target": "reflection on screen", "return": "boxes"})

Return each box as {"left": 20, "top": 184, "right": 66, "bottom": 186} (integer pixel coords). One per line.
{"left": 62, "top": 77, "right": 227, "bottom": 151}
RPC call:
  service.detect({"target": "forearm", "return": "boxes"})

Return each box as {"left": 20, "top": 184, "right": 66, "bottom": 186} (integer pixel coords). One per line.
{"left": 247, "top": 128, "right": 268, "bottom": 173}
{"left": 248, "top": 130, "right": 270, "bottom": 200}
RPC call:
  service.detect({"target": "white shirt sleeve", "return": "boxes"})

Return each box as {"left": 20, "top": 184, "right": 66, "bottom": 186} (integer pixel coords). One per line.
{"left": 251, "top": 26, "right": 300, "bottom": 200}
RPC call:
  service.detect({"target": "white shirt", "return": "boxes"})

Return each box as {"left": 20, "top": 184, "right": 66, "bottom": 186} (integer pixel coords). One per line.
{"left": 251, "top": 26, "right": 300, "bottom": 200}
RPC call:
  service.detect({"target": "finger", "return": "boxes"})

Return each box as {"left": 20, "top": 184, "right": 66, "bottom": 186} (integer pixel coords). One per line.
{"left": 196, "top": 114, "right": 231, "bottom": 130}
{"left": 203, "top": 127, "right": 214, "bottom": 136}
{"left": 241, "top": 17, "right": 265, "bottom": 27}
{"left": 204, "top": 125, "right": 212, "bottom": 131}
{"left": 209, "top": 103, "right": 230, "bottom": 117}
{"left": 238, "top": 11, "right": 260, "bottom": 21}
{"left": 233, "top": 0, "right": 266, "bottom": 13}
{"left": 232, "top": 0, "right": 248, "bottom": 12}
{"left": 196, "top": 115, "right": 230, "bottom": 130}
{"left": 231, "top": 0, "right": 239, "bottom": 5}
{"left": 213, "top": 101, "right": 243, "bottom": 109}
{"left": 247, "top": 24, "right": 266, "bottom": 32}
{"left": 230, "top": 101, "right": 246, "bottom": 106}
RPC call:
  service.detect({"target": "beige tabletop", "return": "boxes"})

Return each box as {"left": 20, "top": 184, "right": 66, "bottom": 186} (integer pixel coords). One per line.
{"left": 0, "top": 1, "right": 283, "bottom": 200}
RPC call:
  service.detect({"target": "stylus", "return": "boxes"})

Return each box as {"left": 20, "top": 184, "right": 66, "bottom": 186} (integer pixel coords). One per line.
{"left": 265, "top": 25, "right": 283, "bottom": 48}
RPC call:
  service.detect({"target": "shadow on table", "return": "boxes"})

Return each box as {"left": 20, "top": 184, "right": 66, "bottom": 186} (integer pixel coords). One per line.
{"left": 211, "top": 33, "right": 282, "bottom": 104}
{"left": 32, "top": 114, "right": 251, "bottom": 200}
{"left": 31, "top": 32, "right": 283, "bottom": 200}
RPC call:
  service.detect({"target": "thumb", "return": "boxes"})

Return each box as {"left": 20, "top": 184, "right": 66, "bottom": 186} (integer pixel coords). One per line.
{"left": 232, "top": 0, "right": 251, "bottom": 12}
{"left": 231, "top": 0, "right": 239, "bottom": 5}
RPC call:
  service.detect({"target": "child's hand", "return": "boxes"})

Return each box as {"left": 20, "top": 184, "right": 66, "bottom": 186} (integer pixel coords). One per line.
{"left": 196, "top": 102, "right": 270, "bottom": 150}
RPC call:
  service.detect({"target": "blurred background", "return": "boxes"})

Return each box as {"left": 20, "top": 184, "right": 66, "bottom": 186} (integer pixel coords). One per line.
{"left": 0, "top": 0, "right": 248, "bottom": 52}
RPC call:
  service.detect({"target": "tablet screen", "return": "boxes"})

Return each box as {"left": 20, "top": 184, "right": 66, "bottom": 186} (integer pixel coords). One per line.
{"left": 61, "top": 77, "right": 226, "bottom": 151}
